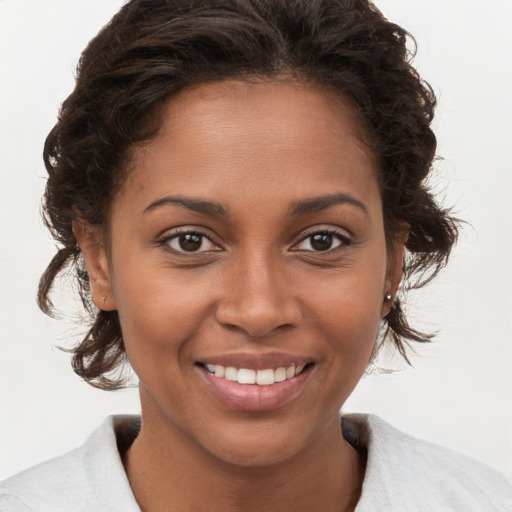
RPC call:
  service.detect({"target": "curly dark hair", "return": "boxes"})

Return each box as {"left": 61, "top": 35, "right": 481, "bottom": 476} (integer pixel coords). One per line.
{"left": 38, "top": 0, "right": 458, "bottom": 390}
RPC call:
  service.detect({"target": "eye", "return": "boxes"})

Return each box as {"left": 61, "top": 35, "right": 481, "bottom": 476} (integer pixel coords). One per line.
{"left": 293, "top": 230, "right": 350, "bottom": 252}
{"left": 165, "top": 231, "right": 220, "bottom": 253}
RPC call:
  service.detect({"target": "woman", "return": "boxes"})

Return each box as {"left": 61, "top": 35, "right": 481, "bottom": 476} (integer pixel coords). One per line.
{"left": 1, "top": 0, "right": 511, "bottom": 510}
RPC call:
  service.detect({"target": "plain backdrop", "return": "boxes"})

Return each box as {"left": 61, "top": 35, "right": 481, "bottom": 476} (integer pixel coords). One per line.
{"left": 1, "top": 0, "right": 511, "bottom": 480}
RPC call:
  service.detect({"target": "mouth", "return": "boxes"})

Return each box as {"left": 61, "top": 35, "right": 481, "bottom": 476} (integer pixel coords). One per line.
{"left": 199, "top": 362, "right": 310, "bottom": 385}
{"left": 195, "top": 359, "right": 315, "bottom": 411}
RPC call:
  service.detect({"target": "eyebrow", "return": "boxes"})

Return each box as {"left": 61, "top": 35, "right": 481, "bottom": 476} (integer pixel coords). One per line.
{"left": 143, "top": 195, "right": 228, "bottom": 216}
{"left": 290, "top": 192, "right": 368, "bottom": 216}
{"left": 143, "top": 192, "right": 367, "bottom": 218}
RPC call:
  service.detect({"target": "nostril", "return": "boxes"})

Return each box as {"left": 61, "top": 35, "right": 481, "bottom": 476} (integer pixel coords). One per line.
{"left": 215, "top": 299, "right": 302, "bottom": 338}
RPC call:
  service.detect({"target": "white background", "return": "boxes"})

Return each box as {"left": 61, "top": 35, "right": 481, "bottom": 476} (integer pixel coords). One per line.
{"left": 1, "top": 0, "right": 511, "bottom": 480}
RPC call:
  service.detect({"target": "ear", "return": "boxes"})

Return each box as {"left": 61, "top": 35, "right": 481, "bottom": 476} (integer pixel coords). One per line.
{"left": 382, "top": 225, "right": 408, "bottom": 317}
{"left": 72, "top": 220, "right": 116, "bottom": 311}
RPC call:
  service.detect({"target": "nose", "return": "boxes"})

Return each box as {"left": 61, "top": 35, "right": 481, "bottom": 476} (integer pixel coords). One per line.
{"left": 215, "top": 252, "right": 302, "bottom": 338}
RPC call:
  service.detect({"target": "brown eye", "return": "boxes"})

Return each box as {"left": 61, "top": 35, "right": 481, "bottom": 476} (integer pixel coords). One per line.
{"left": 294, "top": 230, "right": 350, "bottom": 252}
{"left": 310, "top": 233, "right": 334, "bottom": 251}
{"left": 178, "top": 233, "right": 202, "bottom": 251}
{"left": 166, "top": 232, "right": 219, "bottom": 253}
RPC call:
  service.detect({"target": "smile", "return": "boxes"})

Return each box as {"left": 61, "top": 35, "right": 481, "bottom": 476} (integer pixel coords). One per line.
{"left": 198, "top": 359, "right": 315, "bottom": 411}
{"left": 204, "top": 363, "right": 307, "bottom": 385}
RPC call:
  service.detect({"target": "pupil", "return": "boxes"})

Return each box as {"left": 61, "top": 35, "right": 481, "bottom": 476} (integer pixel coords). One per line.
{"left": 179, "top": 233, "right": 202, "bottom": 251}
{"left": 311, "top": 233, "right": 332, "bottom": 251}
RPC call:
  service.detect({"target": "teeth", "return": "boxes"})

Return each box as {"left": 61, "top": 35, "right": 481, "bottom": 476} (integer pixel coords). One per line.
{"left": 225, "top": 367, "right": 238, "bottom": 381}
{"left": 204, "top": 363, "right": 308, "bottom": 385}
{"left": 256, "top": 369, "right": 274, "bottom": 386}
{"left": 274, "top": 367, "right": 287, "bottom": 382}
{"left": 238, "top": 368, "right": 256, "bottom": 384}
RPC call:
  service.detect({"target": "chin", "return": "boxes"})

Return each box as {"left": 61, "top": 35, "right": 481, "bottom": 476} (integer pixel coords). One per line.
{"left": 208, "top": 436, "right": 303, "bottom": 468}
{"left": 193, "top": 415, "right": 321, "bottom": 469}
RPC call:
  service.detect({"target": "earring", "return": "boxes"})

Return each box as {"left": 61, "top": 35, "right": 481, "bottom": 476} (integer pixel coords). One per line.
{"left": 384, "top": 292, "right": 393, "bottom": 303}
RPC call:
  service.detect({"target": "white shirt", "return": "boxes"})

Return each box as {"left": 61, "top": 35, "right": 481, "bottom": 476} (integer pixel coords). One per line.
{"left": 1, "top": 414, "right": 511, "bottom": 511}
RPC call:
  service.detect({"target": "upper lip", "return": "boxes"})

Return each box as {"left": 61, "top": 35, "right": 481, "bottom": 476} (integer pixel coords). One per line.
{"left": 196, "top": 352, "right": 314, "bottom": 370}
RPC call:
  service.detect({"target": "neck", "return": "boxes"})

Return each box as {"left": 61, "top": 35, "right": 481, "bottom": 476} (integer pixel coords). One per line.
{"left": 123, "top": 404, "right": 365, "bottom": 512}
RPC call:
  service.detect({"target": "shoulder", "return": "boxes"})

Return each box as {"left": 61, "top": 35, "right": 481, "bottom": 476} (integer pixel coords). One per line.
{"left": 343, "top": 413, "right": 512, "bottom": 512}
{"left": 0, "top": 415, "right": 141, "bottom": 512}
{"left": 0, "top": 445, "right": 85, "bottom": 512}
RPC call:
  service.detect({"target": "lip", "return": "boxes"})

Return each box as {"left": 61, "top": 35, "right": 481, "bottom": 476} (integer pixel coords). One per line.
{"left": 197, "top": 352, "right": 312, "bottom": 371}
{"left": 197, "top": 359, "right": 314, "bottom": 412}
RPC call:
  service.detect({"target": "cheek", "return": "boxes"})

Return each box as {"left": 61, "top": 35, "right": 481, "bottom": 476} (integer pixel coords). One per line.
{"left": 317, "top": 295, "right": 382, "bottom": 359}
{"left": 110, "top": 260, "right": 215, "bottom": 370}
{"left": 310, "top": 253, "right": 387, "bottom": 357}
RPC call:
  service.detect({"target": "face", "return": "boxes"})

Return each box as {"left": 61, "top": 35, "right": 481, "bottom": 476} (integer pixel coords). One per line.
{"left": 79, "top": 80, "right": 403, "bottom": 467}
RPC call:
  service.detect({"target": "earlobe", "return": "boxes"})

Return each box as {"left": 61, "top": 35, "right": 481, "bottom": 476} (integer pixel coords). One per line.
{"left": 382, "top": 227, "right": 408, "bottom": 317}
{"left": 381, "top": 291, "right": 394, "bottom": 317}
{"left": 72, "top": 220, "right": 116, "bottom": 311}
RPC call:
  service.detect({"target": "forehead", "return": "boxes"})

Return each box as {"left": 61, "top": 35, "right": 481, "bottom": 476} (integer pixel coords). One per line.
{"left": 119, "top": 80, "right": 380, "bottom": 215}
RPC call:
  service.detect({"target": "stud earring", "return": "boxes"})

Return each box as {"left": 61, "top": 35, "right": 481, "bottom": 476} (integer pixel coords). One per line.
{"left": 384, "top": 293, "right": 393, "bottom": 303}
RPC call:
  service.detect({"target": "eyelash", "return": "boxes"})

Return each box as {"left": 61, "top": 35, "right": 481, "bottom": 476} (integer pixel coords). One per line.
{"left": 159, "top": 228, "right": 220, "bottom": 254}
{"left": 159, "top": 227, "right": 351, "bottom": 254}
{"left": 292, "top": 229, "right": 352, "bottom": 253}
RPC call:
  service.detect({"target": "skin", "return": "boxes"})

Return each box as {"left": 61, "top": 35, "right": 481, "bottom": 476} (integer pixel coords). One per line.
{"left": 75, "top": 80, "right": 404, "bottom": 512}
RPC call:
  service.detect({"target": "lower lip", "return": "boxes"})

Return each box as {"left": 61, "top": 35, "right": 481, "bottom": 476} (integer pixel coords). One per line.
{"left": 199, "top": 365, "right": 313, "bottom": 412}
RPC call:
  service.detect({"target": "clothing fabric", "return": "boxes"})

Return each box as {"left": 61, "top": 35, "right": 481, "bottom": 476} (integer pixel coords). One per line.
{"left": 1, "top": 414, "right": 511, "bottom": 511}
